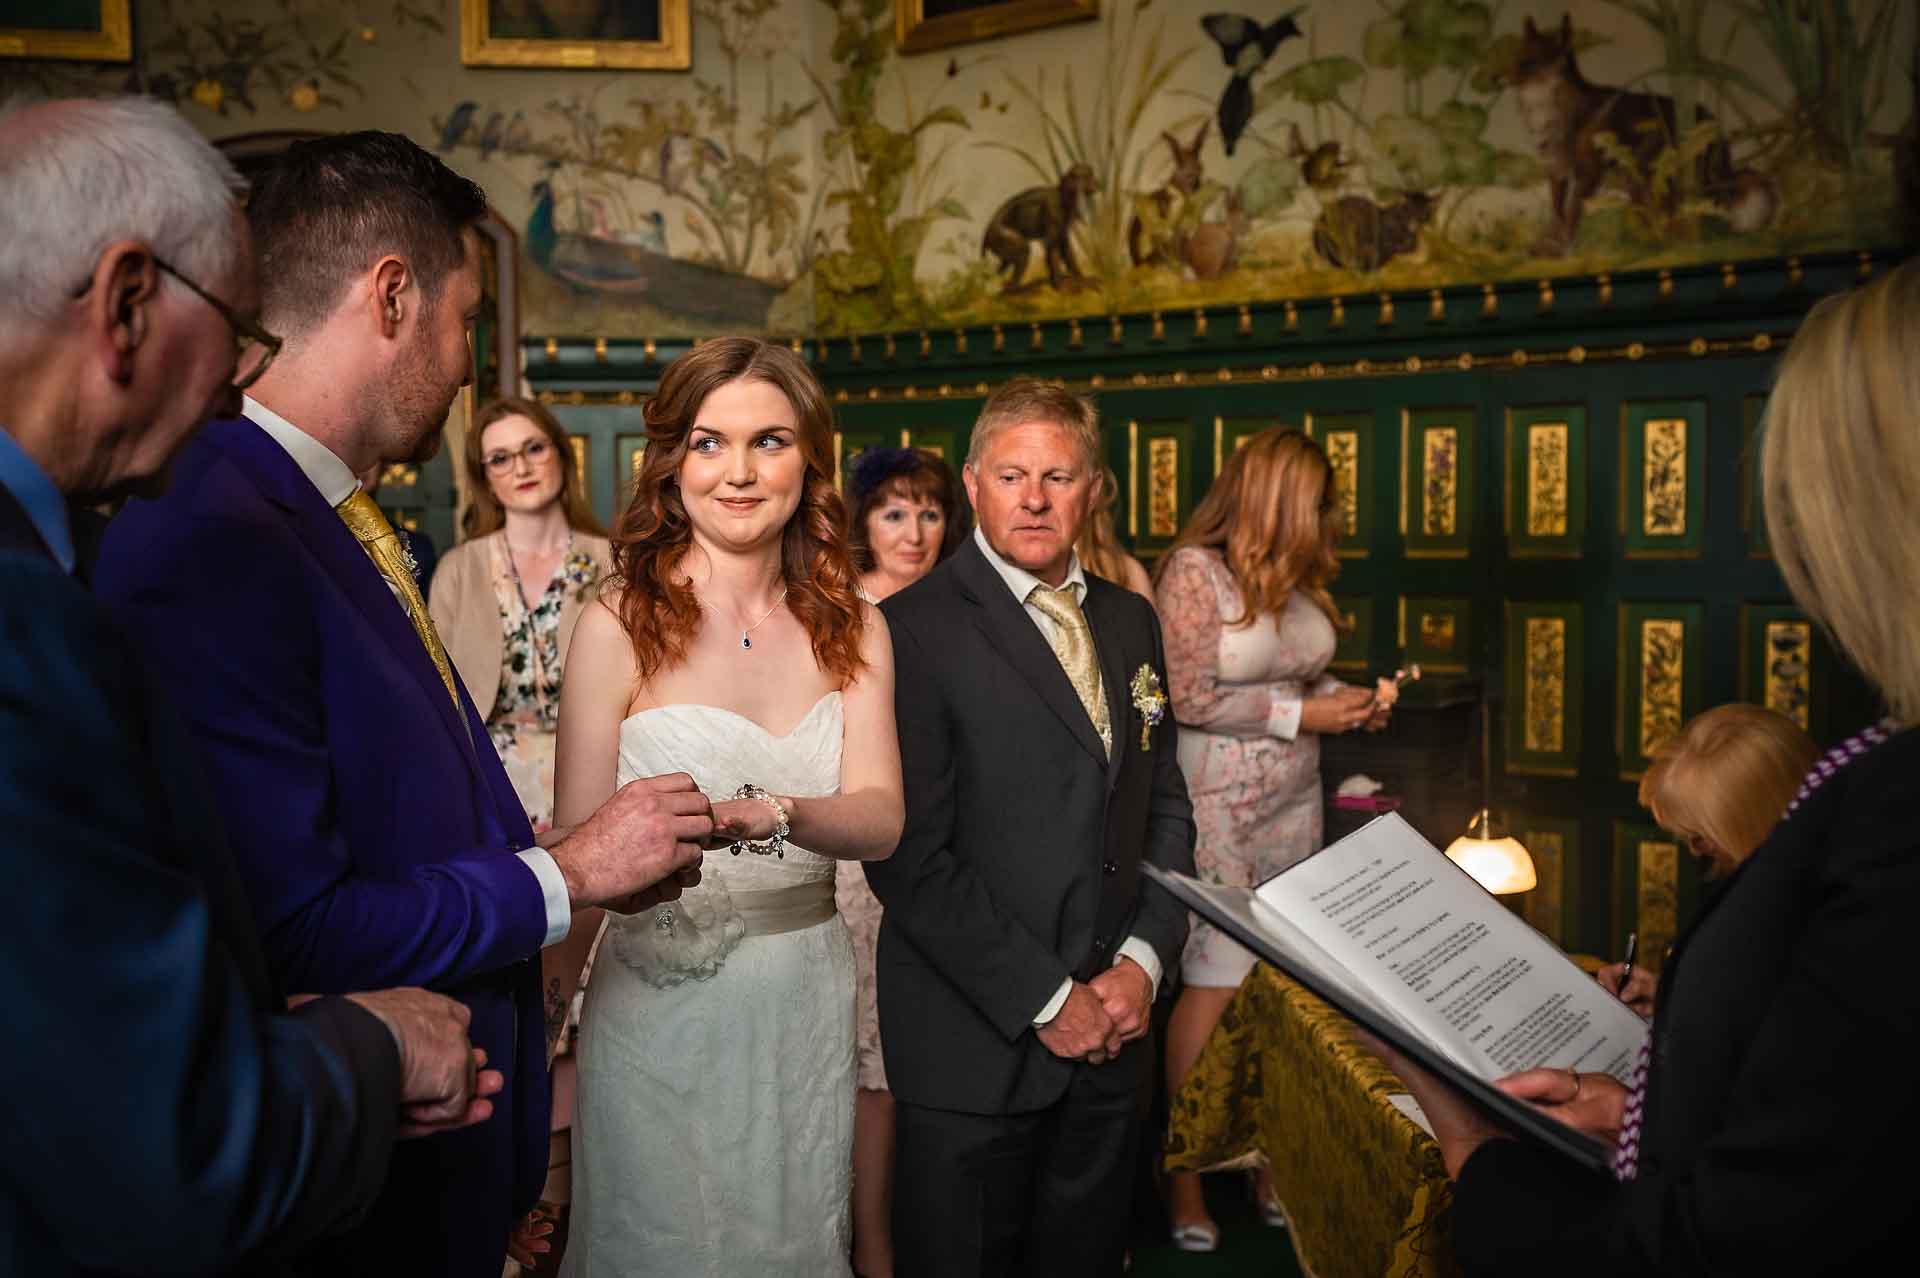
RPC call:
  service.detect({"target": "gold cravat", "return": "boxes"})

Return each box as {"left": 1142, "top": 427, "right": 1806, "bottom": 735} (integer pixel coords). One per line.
{"left": 1028, "top": 582, "right": 1112, "bottom": 758}
{"left": 335, "top": 489, "right": 463, "bottom": 716}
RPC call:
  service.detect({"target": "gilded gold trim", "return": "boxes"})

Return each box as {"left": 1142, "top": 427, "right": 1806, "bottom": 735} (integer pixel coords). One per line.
{"left": 895, "top": 0, "right": 1097, "bottom": 54}
{"left": 1127, "top": 420, "right": 1139, "bottom": 539}
{"left": 460, "top": 0, "right": 690, "bottom": 68}
{"left": 568, "top": 435, "right": 590, "bottom": 490}
{"left": 0, "top": 0, "right": 131, "bottom": 61}
{"left": 1147, "top": 438, "right": 1180, "bottom": 538}
{"left": 1212, "top": 417, "right": 1224, "bottom": 476}
{"left": 537, "top": 332, "right": 1797, "bottom": 407}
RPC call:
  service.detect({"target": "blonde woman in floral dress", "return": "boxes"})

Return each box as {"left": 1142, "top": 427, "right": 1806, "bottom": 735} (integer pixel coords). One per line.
{"left": 429, "top": 396, "right": 610, "bottom": 1272}
{"left": 1152, "top": 428, "right": 1388, "bottom": 1252}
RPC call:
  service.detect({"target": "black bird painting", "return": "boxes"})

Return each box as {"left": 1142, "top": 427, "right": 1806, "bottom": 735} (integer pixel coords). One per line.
{"left": 1201, "top": 8, "right": 1305, "bottom": 156}
{"left": 477, "top": 111, "right": 506, "bottom": 160}
{"left": 437, "top": 101, "right": 478, "bottom": 152}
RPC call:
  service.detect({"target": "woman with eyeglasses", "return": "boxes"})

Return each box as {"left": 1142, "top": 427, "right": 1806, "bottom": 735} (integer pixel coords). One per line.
{"left": 429, "top": 396, "right": 610, "bottom": 1270}
{"left": 1151, "top": 427, "right": 1389, "bottom": 1252}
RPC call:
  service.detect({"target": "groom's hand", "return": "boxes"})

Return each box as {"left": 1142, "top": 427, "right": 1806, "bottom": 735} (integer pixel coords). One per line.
{"left": 1089, "top": 957, "right": 1153, "bottom": 1045}
{"left": 1036, "top": 982, "right": 1118, "bottom": 1064}
{"left": 550, "top": 772, "right": 713, "bottom": 911}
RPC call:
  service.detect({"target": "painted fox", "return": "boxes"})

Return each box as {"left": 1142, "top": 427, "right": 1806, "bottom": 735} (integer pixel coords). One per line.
{"left": 1512, "top": 13, "right": 1773, "bottom": 254}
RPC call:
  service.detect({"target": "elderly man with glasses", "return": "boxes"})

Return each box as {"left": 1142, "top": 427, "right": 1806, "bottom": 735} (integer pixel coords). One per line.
{"left": 0, "top": 95, "right": 513, "bottom": 1276}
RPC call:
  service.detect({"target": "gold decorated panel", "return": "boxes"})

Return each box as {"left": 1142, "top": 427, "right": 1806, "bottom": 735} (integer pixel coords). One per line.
{"left": 1522, "top": 830, "right": 1565, "bottom": 945}
{"left": 1525, "top": 423, "right": 1569, "bottom": 537}
{"left": 1522, "top": 617, "right": 1566, "bottom": 754}
{"left": 1763, "top": 620, "right": 1813, "bottom": 729}
{"left": 1638, "top": 619, "right": 1685, "bottom": 760}
{"left": 1642, "top": 418, "right": 1688, "bottom": 537}
{"left": 1325, "top": 429, "right": 1361, "bottom": 541}
{"left": 569, "top": 435, "right": 591, "bottom": 493}
{"left": 1637, "top": 838, "right": 1680, "bottom": 964}
{"left": 1421, "top": 427, "right": 1459, "bottom": 537}
{"left": 1148, "top": 437, "right": 1181, "bottom": 538}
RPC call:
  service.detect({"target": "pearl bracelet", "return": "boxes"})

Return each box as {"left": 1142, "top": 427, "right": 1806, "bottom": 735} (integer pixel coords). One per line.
{"left": 729, "top": 783, "right": 790, "bottom": 858}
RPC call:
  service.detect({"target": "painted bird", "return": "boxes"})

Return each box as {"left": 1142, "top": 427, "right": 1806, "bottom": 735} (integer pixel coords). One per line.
{"left": 437, "top": 100, "right": 478, "bottom": 152}
{"left": 502, "top": 110, "right": 531, "bottom": 154}
{"left": 1290, "top": 122, "right": 1352, "bottom": 190}
{"left": 1201, "top": 8, "right": 1305, "bottom": 155}
{"left": 526, "top": 179, "right": 651, "bottom": 293}
{"left": 477, "top": 110, "right": 506, "bottom": 160}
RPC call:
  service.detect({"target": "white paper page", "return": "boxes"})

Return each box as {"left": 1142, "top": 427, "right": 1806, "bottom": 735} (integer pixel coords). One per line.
{"left": 1173, "top": 878, "right": 1429, "bottom": 1045}
{"left": 1255, "top": 814, "right": 1648, "bottom": 1083}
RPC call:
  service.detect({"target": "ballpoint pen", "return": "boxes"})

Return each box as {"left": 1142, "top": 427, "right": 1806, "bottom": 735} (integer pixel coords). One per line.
{"left": 1617, "top": 930, "right": 1639, "bottom": 997}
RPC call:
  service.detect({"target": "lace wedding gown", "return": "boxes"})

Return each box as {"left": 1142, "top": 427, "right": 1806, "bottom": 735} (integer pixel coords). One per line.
{"left": 560, "top": 694, "right": 854, "bottom": 1277}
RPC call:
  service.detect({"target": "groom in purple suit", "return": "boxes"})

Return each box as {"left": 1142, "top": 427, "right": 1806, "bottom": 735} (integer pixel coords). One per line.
{"left": 94, "top": 132, "right": 711, "bottom": 1276}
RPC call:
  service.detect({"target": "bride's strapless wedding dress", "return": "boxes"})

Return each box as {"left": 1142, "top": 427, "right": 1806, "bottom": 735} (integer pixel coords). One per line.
{"left": 560, "top": 694, "right": 854, "bottom": 1277}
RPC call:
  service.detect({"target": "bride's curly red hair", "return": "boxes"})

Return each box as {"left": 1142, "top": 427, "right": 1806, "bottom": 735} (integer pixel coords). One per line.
{"left": 609, "top": 337, "right": 866, "bottom": 684}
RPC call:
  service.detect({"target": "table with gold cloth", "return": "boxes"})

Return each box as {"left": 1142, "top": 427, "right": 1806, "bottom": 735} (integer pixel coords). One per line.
{"left": 1164, "top": 963, "right": 1459, "bottom": 1278}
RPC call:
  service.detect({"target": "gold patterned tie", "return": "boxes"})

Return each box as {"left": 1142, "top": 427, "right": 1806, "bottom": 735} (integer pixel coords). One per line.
{"left": 1027, "top": 582, "right": 1112, "bottom": 758}
{"left": 335, "top": 489, "right": 464, "bottom": 717}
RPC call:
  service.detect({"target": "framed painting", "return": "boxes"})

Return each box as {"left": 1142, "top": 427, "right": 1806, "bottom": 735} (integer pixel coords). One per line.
{"left": 0, "top": 0, "right": 131, "bottom": 61}
{"left": 1504, "top": 404, "right": 1586, "bottom": 558}
{"left": 1619, "top": 399, "right": 1706, "bottom": 559}
{"left": 1304, "top": 410, "right": 1374, "bottom": 559}
{"left": 1504, "top": 601, "right": 1583, "bottom": 777}
{"left": 895, "top": 0, "right": 1097, "bottom": 55}
{"left": 461, "top": 0, "right": 690, "bottom": 69}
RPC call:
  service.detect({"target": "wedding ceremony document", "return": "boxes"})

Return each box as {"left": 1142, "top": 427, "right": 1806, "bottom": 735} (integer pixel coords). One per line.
{"left": 1147, "top": 813, "right": 1649, "bottom": 1171}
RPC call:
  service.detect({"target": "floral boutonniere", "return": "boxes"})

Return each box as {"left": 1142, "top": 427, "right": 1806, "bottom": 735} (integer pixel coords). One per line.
{"left": 561, "top": 548, "right": 600, "bottom": 603}
{"left": 1130, "top": 664, "right": 1168, "bottom": 752}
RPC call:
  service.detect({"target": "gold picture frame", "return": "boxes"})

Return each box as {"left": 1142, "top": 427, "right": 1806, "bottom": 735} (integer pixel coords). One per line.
{"left": 460, "top": 0, "right": 690, "bottom": 70}
{"left": 895, "top": 0, "right": 1097, "bottom": 55}
{"left": 0, "top": 0, "right": 132, "bottom": 62}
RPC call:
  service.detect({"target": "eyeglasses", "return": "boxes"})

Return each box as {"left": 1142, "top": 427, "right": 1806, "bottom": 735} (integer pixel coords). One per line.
{"left": 483, "top": 437, "right": 555, "bottom": 474}
{"left": 69, "top": 254, "right": 283, "bottom": 392}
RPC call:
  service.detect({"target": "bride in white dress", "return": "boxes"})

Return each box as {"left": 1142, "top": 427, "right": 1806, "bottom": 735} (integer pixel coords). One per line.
{"left": 551, "top": 338, "right": 902, "bottom": 1276}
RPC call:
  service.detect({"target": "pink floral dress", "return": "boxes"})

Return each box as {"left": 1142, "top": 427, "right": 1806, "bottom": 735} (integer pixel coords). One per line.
{"left": 1155, "top": 547, "right": 1344, "bottom": 987}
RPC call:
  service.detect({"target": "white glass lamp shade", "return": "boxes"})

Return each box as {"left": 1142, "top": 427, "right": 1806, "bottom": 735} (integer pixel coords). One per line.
{"left": 1444, "top": 810, "right": 1537, "bottom": 895}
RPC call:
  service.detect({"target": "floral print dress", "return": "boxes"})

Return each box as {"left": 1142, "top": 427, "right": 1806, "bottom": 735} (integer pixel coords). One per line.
{"left": 1155, "top": 546, "right": 1345, "bottom": 988}
{"left": 486, "top": 536, "right": 601, "bottom": 831}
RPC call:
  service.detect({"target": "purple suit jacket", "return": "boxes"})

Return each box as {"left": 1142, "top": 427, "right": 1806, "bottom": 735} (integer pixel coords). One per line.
{"left": 95, "top": 417, "right": 550, "bottom": 1277}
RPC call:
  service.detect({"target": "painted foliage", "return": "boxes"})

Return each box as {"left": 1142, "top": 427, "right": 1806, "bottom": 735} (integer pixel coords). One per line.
{"left": 6, "top": 0, "right": 1910, "bottom": 338}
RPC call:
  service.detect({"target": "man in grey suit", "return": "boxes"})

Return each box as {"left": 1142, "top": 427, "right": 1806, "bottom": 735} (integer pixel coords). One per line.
{"left": 869, "top": 379, "right": 1197, "bottom": 1277}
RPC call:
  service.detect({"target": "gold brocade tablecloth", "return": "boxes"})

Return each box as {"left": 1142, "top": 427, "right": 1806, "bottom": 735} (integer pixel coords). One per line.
{"left": 1164, "top": 964, "right": 1461, "bottom": 1278}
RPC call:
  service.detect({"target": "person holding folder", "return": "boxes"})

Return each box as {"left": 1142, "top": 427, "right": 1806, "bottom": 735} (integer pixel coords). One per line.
{"left": 1375, "top": 262, "right": 1920, "bottom": 1273}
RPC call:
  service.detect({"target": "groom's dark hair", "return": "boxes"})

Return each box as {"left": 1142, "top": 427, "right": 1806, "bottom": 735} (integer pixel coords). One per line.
{"left": 245, "top": 130, "right": 488, "bottom": 336}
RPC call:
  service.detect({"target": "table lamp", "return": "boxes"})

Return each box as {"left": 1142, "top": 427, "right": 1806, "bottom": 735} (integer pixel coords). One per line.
{"left": 1442, "top": 696, "right": 1536, "bottom": 894}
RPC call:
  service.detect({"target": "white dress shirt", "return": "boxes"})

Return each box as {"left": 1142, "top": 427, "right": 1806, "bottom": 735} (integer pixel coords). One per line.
{"left": 970, "top": 526, "right": 1164, "bottom": 1025}
{"left": 244, "top": 396, "right": 572, "bottom": 947}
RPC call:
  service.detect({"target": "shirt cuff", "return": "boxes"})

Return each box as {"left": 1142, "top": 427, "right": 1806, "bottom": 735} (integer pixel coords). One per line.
{"left": 1267, "top": 689, "right": 1304, "bottom": 741}
{"left": 1114, "top": 936, "right": 1163, "bottom": 1000}
{"left": 1032, "top": 976, "right": 1073, "bottom": 1026}
{"left": 517, "top": 848, "right": 572, "bottom": 948}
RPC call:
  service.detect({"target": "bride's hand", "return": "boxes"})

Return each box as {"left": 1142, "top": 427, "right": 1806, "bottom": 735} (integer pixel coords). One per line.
{"left": 709, "top": 797, "right": 779, "bottom": 845}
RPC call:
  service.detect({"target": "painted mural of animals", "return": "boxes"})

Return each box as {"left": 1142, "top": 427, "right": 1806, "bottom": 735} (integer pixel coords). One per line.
{"left": 1510, "top": 13, "right": 1772, "bottom": 254}
{"left": 1200, "top": 8, "right": 1305, "bottom": 156}
{"left": 1184, "top": 189, "right": 1248, "bottom": 281}
{"left": 1289, "top": 123, "right": 1352, "bottom": 192}
{"left": 1127, "top": 123, "right": 1208, "bottom": 267}
{"left": 981, "top": 163, "right": 1100, "bottom": 293}
{"left": 1311, "top": 190, "right": 1437, "bottom": 272}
